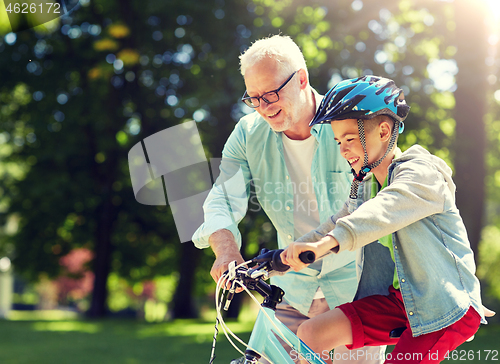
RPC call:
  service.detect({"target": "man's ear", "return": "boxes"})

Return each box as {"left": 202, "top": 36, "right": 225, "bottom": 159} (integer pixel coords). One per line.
{"left": 298, "top": 68, "right": 308, "bottom": 90}
{"left": 379, "top": 121, "right": 392, "bottom": 142}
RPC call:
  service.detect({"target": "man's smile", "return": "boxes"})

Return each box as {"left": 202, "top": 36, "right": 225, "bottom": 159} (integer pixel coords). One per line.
{"left": 268, "top": 110, "right": 281, "bottom": 118}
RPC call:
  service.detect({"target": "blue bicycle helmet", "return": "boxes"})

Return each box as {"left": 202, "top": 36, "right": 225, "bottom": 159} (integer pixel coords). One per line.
{"left": 311, "top": 76, "right": 411, "bottom": 199}
{"left": 310, "top": 75, "right": 410, "bottom": 126}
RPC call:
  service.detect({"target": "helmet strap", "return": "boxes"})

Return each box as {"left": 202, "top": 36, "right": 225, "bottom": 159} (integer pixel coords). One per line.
{"left": 349, "top": 118, "right": 400, "bottom": 199}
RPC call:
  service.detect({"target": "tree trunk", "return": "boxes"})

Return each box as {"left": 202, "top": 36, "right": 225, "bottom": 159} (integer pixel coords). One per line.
{"left": 171, "top": 241, "right": 201, "bottom": 318}
{"left": 453, "top": 0, "right": 488, "bottom": 261}
{"left": 87, "top": 198, "right": 115, "bottom": 317}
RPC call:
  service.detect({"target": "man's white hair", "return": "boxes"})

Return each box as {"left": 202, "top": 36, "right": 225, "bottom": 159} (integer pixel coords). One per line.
{"left": 239, "top": 35, "right": 308, "bottom": 78}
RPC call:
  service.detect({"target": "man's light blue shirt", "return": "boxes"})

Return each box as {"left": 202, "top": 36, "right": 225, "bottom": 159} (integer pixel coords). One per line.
{"left": 192, "top": 91, "right": 357, "bottom": 315}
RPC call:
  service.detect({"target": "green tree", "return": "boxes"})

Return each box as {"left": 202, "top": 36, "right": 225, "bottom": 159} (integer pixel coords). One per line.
{"left": 251, "top": 0, "right": 458, "bottom": 154}
{"left": 453, "top": 0, "right": 489, "bottom": 259}
{"left": 1, "top": 0, "right": 497, "bottom": 319}
{"left": 0, "top": 0, "right": 260, "bottom": 317}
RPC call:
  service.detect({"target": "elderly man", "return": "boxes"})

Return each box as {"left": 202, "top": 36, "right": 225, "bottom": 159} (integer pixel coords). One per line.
{"left": 193, "top": 35, "right": 385, "bottom": 363}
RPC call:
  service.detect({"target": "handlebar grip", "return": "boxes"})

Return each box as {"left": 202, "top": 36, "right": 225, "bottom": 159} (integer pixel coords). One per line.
{"left": 299, "top": 251, "right": 316, "bottom": 264}
{"left": 271, "top": 249, "right": 316, "bottom": 272}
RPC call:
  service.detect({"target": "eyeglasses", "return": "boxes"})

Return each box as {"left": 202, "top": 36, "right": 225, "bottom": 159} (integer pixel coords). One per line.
{"left": 241, "top": 71, "right": 297, "bottom": 108}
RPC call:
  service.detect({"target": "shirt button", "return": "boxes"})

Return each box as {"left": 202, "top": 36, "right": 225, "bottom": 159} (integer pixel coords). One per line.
{"left": 288, "top": 235, "right": 293, "bottom": 240}
{"left": 409, "top": 311, "right": 414, "bottom": 316}
{"left": 286, "top": 206, "right": 291, "bottom": 211}
{"left": 286, "top": 175, "right": 289, "bottom": 180}
{"left": 401, "top": 279, "right": 405, "bottom": 283}
{"left": 317, "top": 275, "right": 322, "bottom": 279}
{"left": 394, "top": 245, "right": 397, "bottom": 249}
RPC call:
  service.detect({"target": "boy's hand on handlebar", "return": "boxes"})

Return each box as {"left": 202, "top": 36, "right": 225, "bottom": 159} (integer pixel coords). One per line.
{"left": 280, "top": 243, "right": 314, "bottom": 271}
{"left": 281, "top": 235, "right": 339, "bottom": 272}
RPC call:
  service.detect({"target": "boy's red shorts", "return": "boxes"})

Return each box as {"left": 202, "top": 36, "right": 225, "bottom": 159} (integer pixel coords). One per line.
{"left": 337, "top": 286, "right": 481, "bottom": 363}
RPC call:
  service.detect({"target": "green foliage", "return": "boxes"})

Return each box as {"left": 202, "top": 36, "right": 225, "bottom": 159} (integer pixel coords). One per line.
{"left": 0, "top": 0, "right": 258, "bottom": 313}
{"left": 0, "top": 0, "right": 498, "bottom": 317}
{"left": 485, "top": 100, "right": 500, "bottom": 223}
{"left": 478, "top": 226, "right": 500, "bottom": 301}
{"left": 249, "top": 0, "right": 459, "bottom": 162}
{"left": 106, "top": 272, "right": 176, "bottom": 321}
{"left": 481, "top": 91, "right": 500, "bottom": 300}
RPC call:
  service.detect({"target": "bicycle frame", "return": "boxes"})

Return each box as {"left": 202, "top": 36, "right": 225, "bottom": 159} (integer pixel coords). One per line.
{"left": 244, "top": 305, "right": 327, "bottom": 364}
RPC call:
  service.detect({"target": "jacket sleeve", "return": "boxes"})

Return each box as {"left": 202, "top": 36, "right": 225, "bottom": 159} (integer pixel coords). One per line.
{"left": 192, "top": 123, "right": 252, "bottom": 249}
{"left": 331, "top": 159, "right": 449, "bottom": 252}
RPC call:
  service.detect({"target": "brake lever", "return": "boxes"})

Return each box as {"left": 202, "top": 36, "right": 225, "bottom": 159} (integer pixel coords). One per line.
{"left": 247, "top": 261, "right": 267, "bottom": 276}
{"left": 248, "top": 268, "right": 269, "bottom": 280}
{"left": 223, "top": 261, "right": 239, "bottom": 311}
{"left": 227, "top": 260, "right": 237, "bottom": 280}
{"left": 224, "top": 280, "right": 237, "bottom": 311}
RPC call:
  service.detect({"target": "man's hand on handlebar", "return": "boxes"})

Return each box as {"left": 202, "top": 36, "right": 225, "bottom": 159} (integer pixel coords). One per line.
{"left": 209, "top": 229, "right": 246, "bottom": 292}
{"left": 211, "top": 253, "right": 246, "bottom": 292}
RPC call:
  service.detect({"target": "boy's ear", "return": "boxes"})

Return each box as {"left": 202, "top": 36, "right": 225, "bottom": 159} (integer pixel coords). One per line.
{"left": 379, "top": 121, "right": 392, "bottom": 142}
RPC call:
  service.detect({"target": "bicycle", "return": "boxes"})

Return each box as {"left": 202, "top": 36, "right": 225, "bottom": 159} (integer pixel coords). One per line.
{"left": 209, "top": 248, "right": 329, "bottom": 364}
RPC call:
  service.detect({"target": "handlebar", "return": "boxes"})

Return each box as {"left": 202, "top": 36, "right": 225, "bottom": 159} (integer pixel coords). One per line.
{"left": 251, "top": 248, "right": 315, "bottom": 272}
{"left": 222, "top": 248, "right": 316, "bottom": 311}
{"left": 269, "top": 249, "right": 315, "bottom": 272}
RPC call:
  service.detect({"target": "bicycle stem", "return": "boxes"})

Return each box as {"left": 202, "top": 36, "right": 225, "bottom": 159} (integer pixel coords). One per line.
{"left": 243, "top": 275, "right": 284, "bottom": 311}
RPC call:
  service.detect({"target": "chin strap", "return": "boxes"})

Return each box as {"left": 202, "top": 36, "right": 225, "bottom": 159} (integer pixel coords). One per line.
{"left": 349, "top": 118, "right": 400, "bottom": 199}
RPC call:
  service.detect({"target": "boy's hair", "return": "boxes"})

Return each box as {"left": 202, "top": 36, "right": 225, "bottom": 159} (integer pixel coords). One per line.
{"left": 239, "top": 35, "right": 308, "bottom": 79}
{"left": 363, "top": 115, "right": 396, "bottom": 134}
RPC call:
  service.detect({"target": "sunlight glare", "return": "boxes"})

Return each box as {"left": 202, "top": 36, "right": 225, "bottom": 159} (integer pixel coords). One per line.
{"left": 483, "top": 0, "right": 500, "bottom": 22}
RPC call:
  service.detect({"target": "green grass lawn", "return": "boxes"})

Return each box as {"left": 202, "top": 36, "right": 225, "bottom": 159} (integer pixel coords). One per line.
{"left": 0, "top": 311, "right": 498, "bottom": 364}
{"left": 0, "top": 311, "right": 253, "bottom": 364}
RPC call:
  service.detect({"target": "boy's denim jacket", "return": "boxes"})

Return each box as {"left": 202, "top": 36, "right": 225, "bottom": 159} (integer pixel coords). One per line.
{"left": 298, "top": 145, "right": 486, "bottom": 336}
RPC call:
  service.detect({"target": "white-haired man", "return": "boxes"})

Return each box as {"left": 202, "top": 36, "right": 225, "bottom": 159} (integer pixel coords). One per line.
{"left": 193, "top": 35, "right": 387, "bottom": 363}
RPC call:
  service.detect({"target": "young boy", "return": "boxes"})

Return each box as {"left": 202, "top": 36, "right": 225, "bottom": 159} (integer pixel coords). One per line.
{"left": 281, "top": 76, "right": 486, "bottom": 363}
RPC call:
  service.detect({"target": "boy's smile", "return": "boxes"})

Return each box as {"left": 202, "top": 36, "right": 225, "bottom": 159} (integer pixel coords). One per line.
{"left": 331, "top": 118, "right": 395, "bottom": 184}
{"left": 347, "top": 156, "right": 360, "bottom": 168}
{"left": 331, "top": 119, "right": 374, "bottom": 172}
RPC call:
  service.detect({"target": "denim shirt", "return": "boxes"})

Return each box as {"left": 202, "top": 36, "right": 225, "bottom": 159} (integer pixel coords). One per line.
{"left": 192, "top": 91, "right": 357, "bottom": 315}
{"left": 311, "top": 145, "right": 486, "bottom": 336}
